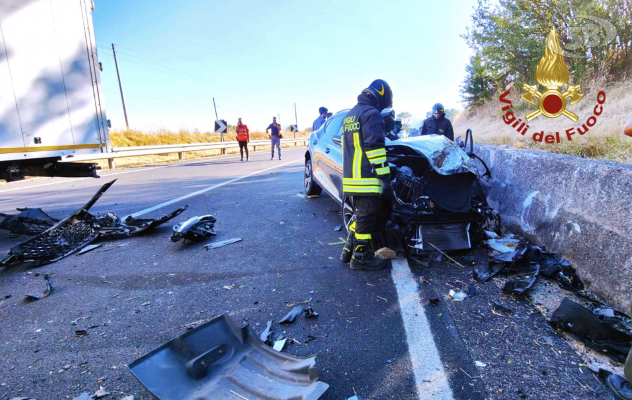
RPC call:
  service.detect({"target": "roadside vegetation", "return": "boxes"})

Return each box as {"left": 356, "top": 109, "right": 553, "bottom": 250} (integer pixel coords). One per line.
{"left": 456, "top": 0, "right": 632, "bottom": 164}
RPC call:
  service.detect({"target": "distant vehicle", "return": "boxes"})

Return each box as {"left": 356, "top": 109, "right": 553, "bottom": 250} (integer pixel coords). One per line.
{"left": 304, "top": 110, "right": 497, "bottom": 254}
{"left": 0, "top": 0, "right": 109, "bottom": 181}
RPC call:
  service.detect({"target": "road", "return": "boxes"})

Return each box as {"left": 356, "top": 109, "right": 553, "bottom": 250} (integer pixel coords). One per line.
{"left": 0, "top": 147, "right": 614, "bottom": 400}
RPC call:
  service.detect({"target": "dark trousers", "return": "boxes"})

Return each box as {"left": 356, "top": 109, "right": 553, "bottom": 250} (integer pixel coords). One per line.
{"left": 353, "top": 196, "right": 380, "bottom": 241}
{"left": 238, "top": 141, "right": 248, "bottom": 158}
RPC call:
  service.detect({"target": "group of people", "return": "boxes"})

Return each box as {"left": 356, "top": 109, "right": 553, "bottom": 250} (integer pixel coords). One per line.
{"left": 234, "top": 117, "right": 284, "bottom": 161}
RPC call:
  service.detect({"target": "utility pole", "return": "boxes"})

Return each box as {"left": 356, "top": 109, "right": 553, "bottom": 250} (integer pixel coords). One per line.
{"left": 213, "top": 97, "right": 223, "bottom": 144}
{"left": 294, "top": 102, "right": 298, "bottom": 138}
{"left": 111, "top": 43, "right": 129, "bottom": 131}
{"left": 212, "top": 97, "right": 219, "bottom": 121}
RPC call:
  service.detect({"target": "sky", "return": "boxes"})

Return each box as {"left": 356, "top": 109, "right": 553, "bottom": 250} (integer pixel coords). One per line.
{"left": 92, "top": 0, "right": 478, "bottom": 132}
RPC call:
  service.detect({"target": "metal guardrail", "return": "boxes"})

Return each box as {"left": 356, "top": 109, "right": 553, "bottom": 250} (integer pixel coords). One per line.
{"left": 63, "top": 138, "right": 309, "bottom": 169}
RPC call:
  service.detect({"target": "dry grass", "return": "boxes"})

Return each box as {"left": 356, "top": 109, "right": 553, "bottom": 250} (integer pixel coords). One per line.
{"left": 99, "top": 128, "right": 310, "bottom": 170}
{"left": 453, "top": 79, "right": 632, "bottom": 164}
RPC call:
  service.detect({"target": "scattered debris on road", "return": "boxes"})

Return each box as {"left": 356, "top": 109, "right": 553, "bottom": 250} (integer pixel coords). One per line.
{"left": 273, "top": 337, "right": 288, "bottom": 352}
{"left": 0, "top": 207, "right": 58, "bottom": 235}
{"left": 305, "top": 307, "right": 319, "bottom": 318}
{"left": 24, "top": 274, "right": 52, "bottom": 301}
{"left": 128, "top": 314, "right": 329, "bottom": 399}
{"left": 77, "top": 244, "right": 103, "bottom": 256}
{"left": 259, "top": 320, "right": 273, "bottom": 346}
{"left": 223, "top": 284, "right": 244, "bottom": 290}
{"left": 449, "top": 290, "right": 467, "bottom": 301}
{"left": 279, "top": 305, "right": 305, "bottom": 324}
{"left": 204, "top": 238, "right": 242, "bottom": 250}
{"left": 170, "top": 215, "right": 217, "bottom": 243}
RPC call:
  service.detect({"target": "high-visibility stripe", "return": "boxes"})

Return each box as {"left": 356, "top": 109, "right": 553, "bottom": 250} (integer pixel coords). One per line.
{"left": 353, "top": 132, "right": 361, "bottom": 178}
{"left": 365, "top": 148, "right": 386, "bottom": 157}
{"left": 375, "top": 166, "right": 390, "bottom": 175}
{"left": 343, "top": 186, "right": 381, "bottom": 193}
{"left": 0, "top": 143, "right": 106, "bottom": 154}
{"left": 349, "top": 221, "right": 356, "bottom": 232}
{"left": 355, "top": 232, "right": 371, "bottom": 240}
{"left": 343, "top": 177, "right": 380, "bottom": 185}
{"left": 368, "top": 156, "right": 387, "bottom": 164}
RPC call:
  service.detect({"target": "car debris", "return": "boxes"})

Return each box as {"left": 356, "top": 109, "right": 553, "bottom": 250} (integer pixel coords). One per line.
{"left": 449, "top": 290, "right": 468, "bottom": 301}
{"left": 473, "top": 258, "right": 505, "bottom": 282}
{"left": 375, "top": 247, "right": 396, "bottom": 260}
{"left": 128, "top": 314, "right": 329, "bottom": 400}
{"left": 273, "top": 337, "right": 288, "bottom": 352}
{"left": 123, "top": 206, "right": 187, "bottom": 235}
{"left": 305, "top": 335, "right": 317, "bottom": 344}
{"left": 475, "top": 361, "right": 487, "bottom": 367}
{"left": 491, "top": 299, "right": 513, "bottom": 314}
{"left": 550, "top": 297, "right": 632, "bottom": 362}
{"left": 1, "top": 181, "right": 186, "bottom": 268}
{"left": 170, "top": 215, "right": 217, "bottom": 243}
{"left": 0, "top": 207, "right": 58, "bottom": 236}
{"left": 305, "top": 307, "right": 319, "bottom": 318}
{"left": 260, "top": 320, "right": 273, "bottom": 346}
{"left": 77, "top": 244, "right": 103, "bottom": 256}
{"left": 204, "top": 238, "right": 242, "bottom": 250}
{"left": 223, "top": 284, "right": 244, "bottom": 290}
{"left": 502, "top": 260, "right": 540, "bottom": 294}
{"left": 24, "top": 274, "right": 52, "bottom": 301}
{"left": 279, "top": 305, "right": 305, "bottom": 324}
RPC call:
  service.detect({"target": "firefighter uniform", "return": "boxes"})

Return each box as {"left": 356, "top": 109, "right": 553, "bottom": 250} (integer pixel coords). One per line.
{"left": 420, "top": 103, "right": 454, "bottom": 141}
{"left": 236, "top": 121, "right": 249, "bottom": 161}
{"left": 340, "top": 79, "right": 393, "bottom": 270}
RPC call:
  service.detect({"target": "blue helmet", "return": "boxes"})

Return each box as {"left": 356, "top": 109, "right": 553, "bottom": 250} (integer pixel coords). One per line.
{"left": 432, "top": 103, "right": 445, "bottom": 116}
{"left": 364, "top": 79, "right": 393, "bottom": 111}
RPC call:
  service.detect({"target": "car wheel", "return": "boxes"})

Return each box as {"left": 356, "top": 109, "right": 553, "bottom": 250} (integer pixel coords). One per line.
{"left": 342, "top": 194, "right": 355, "bottom": 233}
{"left": 304, "top": 157, "right": 322, "bottom": 196}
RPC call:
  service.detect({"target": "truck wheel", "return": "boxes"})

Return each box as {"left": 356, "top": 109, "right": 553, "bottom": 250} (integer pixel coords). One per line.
{"left": 304, "top": 158, "right": 322, "bottom": 196}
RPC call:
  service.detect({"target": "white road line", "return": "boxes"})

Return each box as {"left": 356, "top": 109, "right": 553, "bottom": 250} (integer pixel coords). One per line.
{"left": 130, "top": 158, "right": 303, "bottom": 217}
{"left": 391, "top": 258, "right": 455, "bottom": 400}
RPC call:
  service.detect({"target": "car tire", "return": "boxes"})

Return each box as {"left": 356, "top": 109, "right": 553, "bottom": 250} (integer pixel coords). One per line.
{"left": 304, "top": 157, "right": 322, "bottom": 196}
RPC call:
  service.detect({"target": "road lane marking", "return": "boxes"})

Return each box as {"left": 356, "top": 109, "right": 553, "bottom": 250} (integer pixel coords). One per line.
{"left": 130, "top": 158, "right": 303, "bottom": 217}
{"left": 391, "top": 257, "right": 455, "bottom": 400}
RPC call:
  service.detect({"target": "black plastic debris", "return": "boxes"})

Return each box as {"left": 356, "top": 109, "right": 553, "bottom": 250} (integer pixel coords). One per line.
{"left": 305, "top": 307, "right": 319, "bottom": 318}
{"left": 473, "top": 258, "right": 505, "bottom": 282}
{"left": 0, "top": 208, "right": 58, "bottom": 236}
{"left": 128, "top": 314, "right": 329, "bottom": 400}
{"left": 96, "top": 213, "right": 129, "bottom": 240}
{"left": 25, "top": 274, "right": 52, "bottom": 301}
{"left": 429, "top": 297, "right": 440, "bottom": 306}
{"left": 551, "top": 298, "right": 632, "bottom": 362}
{"left": 77, "top": 244, "right": 102, "bottom": 256}
{"left": 491, "top": 299, "right": 513, "bottom": 314}
{"left": 260, "top": 320, "right": 273, "bottom": 346}
{"left": 204, "top": 238, "right": 243, "bottom": 250}
{"left": 502, "top": 261, "right": 540, "bottom": 294}
{"left": 280, "top": 305, "right": 305, "bottom": 324}
{"left": 305, "top": 335, "right": 317, "bottom": 344}
{"left": 171, "top": 215, "right": 217, "bottom": 243}
{"left": 1, "top": 180, "right": 116, "bottom": 267}
{"left": 123, "top": 206, "right": 188, "bottom": 235}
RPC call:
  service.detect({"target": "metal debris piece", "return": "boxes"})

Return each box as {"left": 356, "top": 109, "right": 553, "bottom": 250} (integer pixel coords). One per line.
{"left": 1, "top": 180, "right": 117, "bottom": 267}
{"left": 333, "top": 225, "right": 342, "bottom": 232}
{"left": 223, "top": 284, "right": 244, "bottom": 290}
{"left": 204, "top": 238, "right": 243, "bottom": 250}
{"left": 93, "top": 387, "right": 109, "bottom": 398}
{"left": 123, "top": 206, "right": 188, "bottom": 235}
{"left": 475, "top": 361, "right": 487, "bottom": 367}
{"left": 128, "top": 314, "right": 328, "bottom": 400}
{"left": 9, "top": 397, "right": 36, "bottom": 400}
{"left": 305, "top": 307, "right": 319, "bottom": 318}
{"left": 25, "top": 274, "right": 52, "bottom": 301}
{"left": 170, "top": 215, "right": 217, "bottom": 243}
{"left": 305, "top": 335, "right": 317, "bottom": 344}
{"left": 77, "top": 244, "right": 102, "bottom": 255}
{"left": 96, "top": 213, "right": 129, "bottom": 240}
{"left": 75, "top": 329, "right": 88, "bottom": 337}
{"left": 473, "top": 258, "right": 505, "bottom": 282}
{"left": 259, "top": 320, "right": 273, "bottom": 346}
{"left": 375, "top": 247, "right": 396, "bottom": 260}
{"left": 0, "top": 207, "right": 58, "bottom": 236}
{"left": 502, "top": 261, "right": 540, "bottom": 294}
{"left": 279, "top": 305, "right": 305, "bottom": 324}
{"left": 551, "top": 298, "right": 632, "bottom": 362}
{"left": 449, "top": 290, "right": 467, "bottom": 301}
{"left": 485, "top": 237, "right": 520, "bottom": 253}
{"left": 273, "top": 337, "right": 288, "bottom": 352}
{"left": 491, "top": 299, "right": 513, "bottom": 314}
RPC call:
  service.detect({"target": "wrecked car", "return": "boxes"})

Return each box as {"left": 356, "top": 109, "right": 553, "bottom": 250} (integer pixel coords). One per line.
{"left": 304, "top": 110, "right": 497, "bottom": 254}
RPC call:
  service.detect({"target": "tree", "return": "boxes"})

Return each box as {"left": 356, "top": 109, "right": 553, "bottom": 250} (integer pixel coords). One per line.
{"left": 396, "top": 112, "right": 411, "bottom": 131}
{"left": 461, "top": 52, "right": 496, "bottom": 107}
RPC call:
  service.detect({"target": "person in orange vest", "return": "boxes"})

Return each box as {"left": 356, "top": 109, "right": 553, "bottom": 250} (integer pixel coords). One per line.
{"left": 236, "top": 118, "right": 250, "bottom": 161}
{"left": 625, "top": 115, "right": 632, "bottom": 137}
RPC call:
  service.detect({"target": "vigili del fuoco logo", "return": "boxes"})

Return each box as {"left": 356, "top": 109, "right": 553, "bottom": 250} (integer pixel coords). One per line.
{"left": 498, "top": 27, "right": 606, "bottom": 144}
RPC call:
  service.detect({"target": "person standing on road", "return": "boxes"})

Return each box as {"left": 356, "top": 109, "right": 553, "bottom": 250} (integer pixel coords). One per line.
{"left": 340, "top": 79, "right": 393, "bottom": 271}
{"left": 312, "top": 107, "right": 328, "bottom": 131}
{"left": 420, "top": 103, "right": 454, "bottom": 141}
{"left": 266, "top": 117, "right": 282, "bottom": 160}
{"left": 236, "top": 118, "right": 250, "bottom": 161}
{"left": 606, "top": 295, "right": 632, "bottom": 399}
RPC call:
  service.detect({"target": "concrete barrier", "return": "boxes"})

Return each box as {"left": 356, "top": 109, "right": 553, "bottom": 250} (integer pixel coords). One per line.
{"left": 475, "top": 144, "right": 632, "bottom": 312}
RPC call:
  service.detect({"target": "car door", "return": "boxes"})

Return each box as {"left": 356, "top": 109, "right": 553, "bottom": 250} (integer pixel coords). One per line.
{"left": 312, "top": 112, "right": 345, "bottom": 203}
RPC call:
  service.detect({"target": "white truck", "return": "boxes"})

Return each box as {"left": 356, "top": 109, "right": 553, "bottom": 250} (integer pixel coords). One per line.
{"left": 0, "top": 0, "right": 110, "bottom": 181}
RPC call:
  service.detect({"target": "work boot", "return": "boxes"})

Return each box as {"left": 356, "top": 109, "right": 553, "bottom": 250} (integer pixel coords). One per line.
{"left": 271, "top": 154, "right": 274, "bottom": 160}
{"left": 340, "top": 232, "right": 354, "bottom": 264}
{"left": 240, "top": 157, "right": 243, "bottom": 161}
{"left": 246, "top": 154, "right": 249, "bottom": 161}
{"left": 607, "top": 374, "right": 632, "bottom": 400}
{"left": 350, "top": 239, "right": 387, "bottom": 270}
{"left": 279, "top": 156, "right": 282, "bottom": 160}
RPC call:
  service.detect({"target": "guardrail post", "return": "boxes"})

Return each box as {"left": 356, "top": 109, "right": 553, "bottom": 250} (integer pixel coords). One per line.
{"left": 108, "top": 158, "right": 115, "bottom": 169}
{"left": 178, "top": 152, "right": 183, "bottom": 161}
{"left": 253, "top": 145, "right": 257, "bottom": 152}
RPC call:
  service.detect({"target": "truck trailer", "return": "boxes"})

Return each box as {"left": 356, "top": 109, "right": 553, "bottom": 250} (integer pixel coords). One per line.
{"left": 0, "top": 0, "right": 109, "bottom": 181}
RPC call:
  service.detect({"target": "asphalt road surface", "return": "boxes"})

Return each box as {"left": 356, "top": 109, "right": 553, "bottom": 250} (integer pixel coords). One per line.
{"left": 0, "top": 147, "right": 615, "bottom": 400}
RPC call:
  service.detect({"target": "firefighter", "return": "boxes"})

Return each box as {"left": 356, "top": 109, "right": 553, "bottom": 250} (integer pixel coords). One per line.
{"left": 339, "top": 79, "right": 393, "bottom": 270}
{"left": 236, "top": 118, "right": 250, "bottom": 161}
{"left": 420, "top": 103, "right": 454, "bottom": 141}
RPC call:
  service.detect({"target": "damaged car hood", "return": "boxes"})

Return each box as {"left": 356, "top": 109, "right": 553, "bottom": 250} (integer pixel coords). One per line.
{"left": 386, "top": 134, "right": 476, "bottom": 176}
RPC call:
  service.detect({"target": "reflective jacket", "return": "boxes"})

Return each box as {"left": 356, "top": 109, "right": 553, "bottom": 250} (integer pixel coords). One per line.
{"left": 236, "top": 125, "right": 249, "bottom": 142}
{"left": 342, "top": 93, "right": 390, "bottom": 196}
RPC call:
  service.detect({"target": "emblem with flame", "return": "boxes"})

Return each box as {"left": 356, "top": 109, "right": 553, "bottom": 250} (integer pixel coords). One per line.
{"left": 521, "top": 27, "right": 584, "bottom": 122}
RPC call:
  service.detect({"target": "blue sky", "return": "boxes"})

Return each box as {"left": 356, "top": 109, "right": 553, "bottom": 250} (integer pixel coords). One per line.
{"left": 93, "top": 0, "right": 477, "bottom": 132}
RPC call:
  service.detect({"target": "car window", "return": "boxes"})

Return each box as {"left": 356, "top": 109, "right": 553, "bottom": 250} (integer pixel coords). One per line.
{"left": 324, "top": 111, "right": 347, "bottom": 145}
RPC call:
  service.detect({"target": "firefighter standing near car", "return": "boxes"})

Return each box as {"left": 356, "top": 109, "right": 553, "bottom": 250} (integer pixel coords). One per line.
{"left": 236, "top": 118, "right": 250, "bottom": 161}
{"left": 420, "top": 103, "right": 454, "bottom": 141}
{"left": 339, "top": 79, "right": 394, "bottom": 270}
